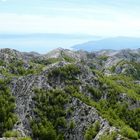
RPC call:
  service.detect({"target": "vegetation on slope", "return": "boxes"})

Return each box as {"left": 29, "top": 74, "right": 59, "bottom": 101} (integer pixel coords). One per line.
{"left": 0, "top": 59, "right": 44, "bottom": 77}
{"left": 84, "top": 121, "right": 100, "bottom": 140}
{"left": 1, "top": 49, "right": 140, "bottom": 140}
{"left": 31, "top": 89, "right": 70, "bottom": 140}
{"left": 0, "top": 79, "right": 17, "bottom": 136}
{"left": 110, "top": 60, "right": 140, "bottom": 80}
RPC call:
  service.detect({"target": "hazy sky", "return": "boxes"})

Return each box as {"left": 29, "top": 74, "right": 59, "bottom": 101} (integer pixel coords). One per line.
{"left": 0, "top": 0, "right": 140, "bottom": 53}
{"left": 0, "top": 0, "right": 140, "bottom": 37}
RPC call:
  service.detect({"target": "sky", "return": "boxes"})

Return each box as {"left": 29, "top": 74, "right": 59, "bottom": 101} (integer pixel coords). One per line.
{"left": 0, "top": 0, "right": 140, "bottom": 53}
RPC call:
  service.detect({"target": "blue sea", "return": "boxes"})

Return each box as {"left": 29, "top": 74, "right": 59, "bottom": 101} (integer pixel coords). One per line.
{"left": 0, "top": 34, "right": 98, "bottom": 54}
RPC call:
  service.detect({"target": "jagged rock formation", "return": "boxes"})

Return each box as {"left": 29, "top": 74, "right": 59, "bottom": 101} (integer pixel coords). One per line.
{"left": 0, "top": 48, "right": 140, "bottom": 140}
{"left": 64, "top": 98, "right": 118, "bottom": 140}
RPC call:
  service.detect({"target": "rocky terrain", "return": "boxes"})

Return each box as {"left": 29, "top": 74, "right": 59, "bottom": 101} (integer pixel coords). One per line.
{"left": 0, "top": 48, "right": 140, "bottom": 140}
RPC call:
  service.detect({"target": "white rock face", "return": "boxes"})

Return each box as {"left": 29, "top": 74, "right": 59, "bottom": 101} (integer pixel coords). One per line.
{"left": 65, "top": 98, "right": 118, "bottom": 140}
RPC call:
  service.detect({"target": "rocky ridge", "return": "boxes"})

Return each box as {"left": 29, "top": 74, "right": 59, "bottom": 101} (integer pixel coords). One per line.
{"left": 0, "top": 48, "right": 140, "bottom": 140}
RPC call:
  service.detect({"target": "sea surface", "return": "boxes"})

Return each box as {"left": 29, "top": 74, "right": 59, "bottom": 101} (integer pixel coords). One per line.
{"left": 0, "top": 34, "right": 97, "bottom": 54}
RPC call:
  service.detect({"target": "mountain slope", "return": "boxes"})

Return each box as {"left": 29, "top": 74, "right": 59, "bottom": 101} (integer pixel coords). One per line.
{"left": 72, "top": 37, "right": 140, "bottom": 51}
{"left": 0, "top": 48, "right": 140, "bottom": 140}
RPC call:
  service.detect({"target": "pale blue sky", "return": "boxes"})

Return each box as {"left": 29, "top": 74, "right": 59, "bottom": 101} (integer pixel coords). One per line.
{"left": 0, "top": 0, "right": 140, "bottom": 36}
{"left": 0, "top": 0, "right": 140, "bottom": 52}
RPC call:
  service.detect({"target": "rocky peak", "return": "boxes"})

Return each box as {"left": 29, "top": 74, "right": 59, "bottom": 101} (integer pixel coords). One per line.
{"left": 43, "top": 47, "right": 81, "bottom": 61}
{"left": 0, "top": 48, "right": 23, "bottom": 63}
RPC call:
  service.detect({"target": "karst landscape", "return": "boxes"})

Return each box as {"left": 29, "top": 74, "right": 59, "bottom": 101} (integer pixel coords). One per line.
{"left": 0, "top": 48, "right": 140, "bottom": 140}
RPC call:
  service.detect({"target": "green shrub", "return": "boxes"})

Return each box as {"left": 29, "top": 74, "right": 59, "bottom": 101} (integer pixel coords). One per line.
{"left": 0, "top": 79, "right": 17, "bottom": 136}
{"left": 3, "top": 130, "right": 20, "bottom": 137}
{"left": 0, "top": 60, "right": 4, "bottom": 66}
{"left": 98, "top": 55, "right": 108, "bottom": 61}
{"left": 39, "top": 124, "right": 57, "bottom": 140}
{"left": 55, "top": 117, "right": 67, "bottom": 128}
{"left": 31, "top": 88, "right": 69, "bottom": 140}
{"left": 84, "top": 121, "right": 100, "bottom": 140}
{"left": 69, "top": 120, "right": 75, "bottom": 130}
{"left": 121, "top": 126, "right": 138, "bottom": 139}
{"left": 48, "top": 64, "right": 81, "bottom": 82}
{"left": 18, "top": 137, "right": 32, "bottom": 140}
{"left": 61, "top": 53, "right": 75, "bottom": 62}
{"left": 84, "top": 133, "right": 93, "bottom": 140}
{"left": 99, "top": 132, "right": 117, "bottom": 140}
{"left": 88, "top": 86, "right": 102, "bottom": 100}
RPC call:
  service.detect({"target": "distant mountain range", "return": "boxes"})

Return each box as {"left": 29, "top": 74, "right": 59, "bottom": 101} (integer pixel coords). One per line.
{"left": 72, "top": 37, "right": 140, "bottom": 51}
